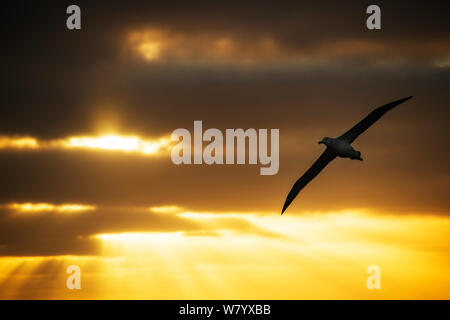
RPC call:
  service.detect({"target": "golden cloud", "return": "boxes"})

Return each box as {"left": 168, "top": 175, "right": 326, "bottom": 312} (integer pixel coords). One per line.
{"left": 0, "top": 134, "right": 173, "bottom": 156}
{"left": 0, "top": 136, "right": 39, "bottom": 149}
{"left": 127, "top": 29, "right": 288, "bottom": 64}
{"left": 5, "top": 202, "right": 96, "bottom": 214}
{"left": 126, "top": 29, "right": 450, "bottom": 66}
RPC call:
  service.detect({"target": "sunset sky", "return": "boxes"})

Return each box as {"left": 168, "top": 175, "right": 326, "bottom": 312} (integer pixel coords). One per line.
{"left": 1, "top": 1, "right": 449, "bottom": 299}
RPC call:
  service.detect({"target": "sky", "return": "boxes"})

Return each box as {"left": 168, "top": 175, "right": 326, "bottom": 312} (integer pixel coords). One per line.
{"left": 0, "top": 0, "right": 449, "bottom": 299}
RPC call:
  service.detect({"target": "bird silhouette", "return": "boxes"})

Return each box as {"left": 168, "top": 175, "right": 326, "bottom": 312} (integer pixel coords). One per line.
{"left": 281, "top": 96, "right": 413, "bottom": 215}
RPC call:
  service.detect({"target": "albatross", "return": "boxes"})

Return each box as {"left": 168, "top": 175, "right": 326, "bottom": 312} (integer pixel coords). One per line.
{"left": 281, "top": 96, "right": 413, "bottom": 215}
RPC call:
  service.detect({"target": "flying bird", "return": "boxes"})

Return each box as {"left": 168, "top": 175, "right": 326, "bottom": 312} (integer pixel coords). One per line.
{"left": 281, "top": 96, "right": 413, "bottom": 215}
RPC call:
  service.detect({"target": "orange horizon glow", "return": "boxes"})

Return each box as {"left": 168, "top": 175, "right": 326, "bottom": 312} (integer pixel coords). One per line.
{"left": 0, "top": 209, "right": 449, "bottom": 299}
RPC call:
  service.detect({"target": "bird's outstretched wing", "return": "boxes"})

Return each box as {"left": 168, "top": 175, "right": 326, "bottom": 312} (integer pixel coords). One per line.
{"left": 338, "top": 96, "right": 413, "bottom": 144}
{"left": 281, "top": 148, "right": 336, "bottom": 214}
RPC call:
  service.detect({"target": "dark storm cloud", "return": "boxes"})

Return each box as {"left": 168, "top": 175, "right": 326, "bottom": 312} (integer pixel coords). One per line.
{"left": 3, "top": 0, "right": 450, "bottom": 137}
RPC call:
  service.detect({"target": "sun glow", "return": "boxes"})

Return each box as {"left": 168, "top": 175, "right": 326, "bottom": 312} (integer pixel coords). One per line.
{"left": 0, "top": 134, "right": 173, "bottom": 156}
{"left": 61, "top": 135, "right": 172, "bottom": 154}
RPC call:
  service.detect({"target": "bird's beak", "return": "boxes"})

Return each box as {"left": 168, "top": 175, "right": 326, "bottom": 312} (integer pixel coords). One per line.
{"left": 318, "top": 141, "right": 322, "bottom": 144}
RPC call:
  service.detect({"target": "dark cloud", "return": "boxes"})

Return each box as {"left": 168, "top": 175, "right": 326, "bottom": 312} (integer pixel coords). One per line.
{"left": 2, "top": 0, "right": 449, "bottom": 137}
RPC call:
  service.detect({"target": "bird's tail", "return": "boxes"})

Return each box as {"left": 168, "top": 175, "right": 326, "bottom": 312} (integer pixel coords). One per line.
{"left": 281, "top": 203, "right": 289, "bottom": 215}
{"left": 281, "top": 194, "right": 295, "bottom": 215}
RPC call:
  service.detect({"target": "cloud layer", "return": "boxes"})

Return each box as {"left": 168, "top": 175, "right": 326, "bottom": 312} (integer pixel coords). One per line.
{"left": 1, "top": 0, "right": 449, "bottom": 259}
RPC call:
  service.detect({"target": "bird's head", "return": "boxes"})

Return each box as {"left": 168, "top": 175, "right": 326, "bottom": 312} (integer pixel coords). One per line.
{"left": 318, "top": 137, "right": 331, "bottom": 145}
